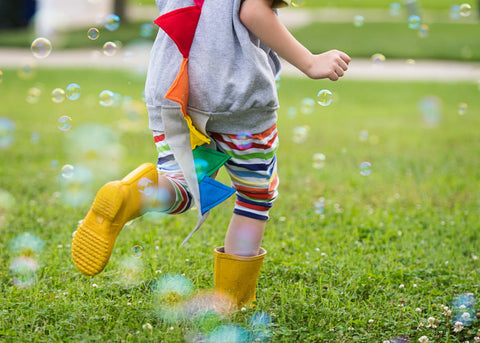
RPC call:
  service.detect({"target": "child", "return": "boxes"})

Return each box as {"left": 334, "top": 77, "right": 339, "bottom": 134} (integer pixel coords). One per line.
{"left": 72, "top": 0, "right": 350, "bottom": 308}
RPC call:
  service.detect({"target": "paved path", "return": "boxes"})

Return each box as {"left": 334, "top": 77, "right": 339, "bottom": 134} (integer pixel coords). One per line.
{"left": 1, "top": 47, "right": 479, "bottom": 82}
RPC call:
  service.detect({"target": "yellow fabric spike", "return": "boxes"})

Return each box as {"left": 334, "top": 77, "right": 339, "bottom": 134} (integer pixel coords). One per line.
{"left": 164, "top": 57, "right": 210, "bottom": 149}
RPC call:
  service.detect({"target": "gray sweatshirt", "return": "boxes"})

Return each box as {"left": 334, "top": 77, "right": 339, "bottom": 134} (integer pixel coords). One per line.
{"left": 145, "top": 0, "right": 287, "bottom": 134}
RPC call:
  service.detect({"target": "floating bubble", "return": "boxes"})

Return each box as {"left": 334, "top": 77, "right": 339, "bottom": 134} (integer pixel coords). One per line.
{"left": 10, "top": 256, "right": 39, "bottom": 288}
{"left": 291, "top": 0, "right": 305, "bottom": 7}
{"left": 406, "top": 58, "right": 416, "bottom": 65}
{"left": 132, "top": 245, "right": 144, "bottom": 258}
{"left": 51, "top": 88, "right": 65, "bottom": 103}
{"left": 99, "top": 90, "right": 115, "bottom": 106}
{"left": 30, "top": 132, "right": 40, "bottom": 144}
{"left": 206, "top": 325, "right": 250, "bottom": 343}
{"left": 57, "top": 115, "right": 72, "bottom": 131}
{"left": 31, "top": 37, "right": 52, "bottom": 59}
{"left": 140, "top": 23, "right": 154, "bottom": 38}
{"left": 0, "top": 189, "right": 15, "bottom": 213}
{"left": 87, "top": 27, "right": 99, "bottom": 40}
{"left": 300, "top": 97, "right": 315, "bottom": 114}
{"left": 418, "top": 95, "right": 443, "bottom": 127}
{"left": 358, "top": 130, "right": 369, "bottom": 142}
{"left": 450, "top": 5, "right": 461, "bottom": 19}
{"left": 371, "top": 53, "right": 386, "bottom": 64}
{"left": 458, "top": 102, "right": 468, "bottom": 115}
{"left": 460, "top": 3, "right": 472, "bottom": 17}
{"left": 418, "top": 24, "right": 429, "bottom": 38}
{"left": 360, "top": 161, "right": 372, "bottom": 176}
{"left": 314, "top": 200, "right": 325, "bottom": 214}
{"left": 194, "top": 158, "right": 209, "bottom": 181}
{"left": 9, "top": 232, "right": 45, "bottom": 255}
{"left": 26, "top": 87, "right": 42, "bottom": 104}
{"left": 389, "top": 2, "right": 402, "bottom": 16}
{"left": 451, "top": 293, "right": 476, "bottom": 326}
{"left": 115, "top": 256, "right": 145, "bottom": 287}
{"left": 61, "top": 164, "right": 75, "bottom": 178}
{"left": 353, "top": 15, "right": 364, "bottom": 27}
{"left": 236, "top": 132, "right": 253, "bottom": 150}
{"left": 249, "top": 312, "right": 273, "bottom": 342}
{"left": 18, "top": 59, "right": 37, "bottom": 79}
{"left": 292, "top": 126, "right": 308, "bottom": 144}
{"left": 408, "top": 15, "right": 421, "bottom": 30}
{"left": 104, "top": 14, "right": 120, "bottom": 31}
{"left": 0, "top": 117, "right": 15, "bottom": 149}
{"left": 138, "top": 177, "right": 155, "bottom": 196}
{"left": 58, "top": 165, "right": 94, "bottom": 207}
{"left": 286, "top": 106, "right": 298, "bottom": 119}
{"left": 316, "top": 89, "right": 333, "bottom": 106}
{"left": 153, "top": 274, "right": 194, "bottom": 299}
{"left": 0, "top": 70, "right": 3, "bottom": 83}
{"left": 312, "top": 153, "right": 326, "bottom": 169}
{"left": 66, "top": 83, "right": 81, "bottom": 100}
{"left": 275, "top": 76, "right": 281, "bottom": 90}
{"left": 103, "top": 41, "right": 118, "bottom": 56}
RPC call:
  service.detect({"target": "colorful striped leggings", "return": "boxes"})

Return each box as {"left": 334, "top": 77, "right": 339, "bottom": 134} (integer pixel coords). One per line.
{"left": 153, "top": 124, "right": 279, "bottom": 220}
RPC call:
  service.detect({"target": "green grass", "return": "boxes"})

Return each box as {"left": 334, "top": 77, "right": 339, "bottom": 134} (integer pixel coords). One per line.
{"left": 1, "top": 68, "right": 480, "bottom": 342}
{"left": 292, "top": 21, "right": 480, "bottom": 61}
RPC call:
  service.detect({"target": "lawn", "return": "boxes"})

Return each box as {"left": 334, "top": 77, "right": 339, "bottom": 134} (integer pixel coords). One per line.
{"left": 0, "top": 68, "right": 479, "bottom": 342}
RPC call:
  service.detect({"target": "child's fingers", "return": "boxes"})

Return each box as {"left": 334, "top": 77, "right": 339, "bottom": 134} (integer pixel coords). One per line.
{"left": 340, "top": 51, "right": 352, "bottom": 64}
{"left": 338, "top": 59, "right": 349, "bottom": 71}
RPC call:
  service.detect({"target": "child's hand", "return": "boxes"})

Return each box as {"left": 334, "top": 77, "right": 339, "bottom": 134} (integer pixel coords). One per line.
{"left": 305, "top": 50, "right": 351, "bottom": 81}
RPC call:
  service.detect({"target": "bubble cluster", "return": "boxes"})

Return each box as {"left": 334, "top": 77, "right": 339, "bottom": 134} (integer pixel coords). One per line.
{"left": 460, "top": 3, "right": 472, "bottom": 17}
{"left": 0, "top": 117, "right": 15, "bottom": 149}
{"left": 312, "top": 153, "right": 326, "bottom": 169}
{"left": 389, "top": 2, "right": 401, "bottom": 16}
{"left": 236, "top": 132, "right": 253, "bottom": 150}
{"left": 316, "top": 89, "right": 333, "bottom": 106}
{"left": 300, "top": 97, "right": 315, "bottom": 114}
{"left": 31, "top": 37, "right": 52, "bottom": 59}
{"left": 51, "top": 88, "right": 65, "bottom": 103}
{"left": 353, "top": 15, "right": 364, "bottom": 27}
{"left": 66, "top": 83, "right": 81, "bottom": 100}
{"left": 57, "top": 115, "right": 72, "bottom": 131}
{"left": 104, "top": 14, "right": 120, "bottom": 31}
{"left": 87, "top": 27, "right": 100, "bottom": 40}
{"left": 408, "top": 15, "right": 421, "bottom": 30}
{"left": 292, "top": 126, "right": 308, "bottom": 144}
{"left": 360, "top": 161, "right": 372, "bottom": 176}
{"left": 103, "top": 41, "right": 118, "bottom": 56}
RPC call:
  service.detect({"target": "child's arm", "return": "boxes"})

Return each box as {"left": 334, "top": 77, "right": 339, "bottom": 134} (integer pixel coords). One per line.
{"left": 239, "top": 0, "right": 351, "bottom": 81}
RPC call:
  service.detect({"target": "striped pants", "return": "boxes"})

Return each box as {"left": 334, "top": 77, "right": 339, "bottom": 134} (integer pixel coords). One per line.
{"left": 153, "top": 124, "right": 279, "bottom": 220}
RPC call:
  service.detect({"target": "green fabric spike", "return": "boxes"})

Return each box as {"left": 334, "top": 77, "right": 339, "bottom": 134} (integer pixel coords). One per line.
{"left": 193, "top": 146, "right": 230, "bottom": 182}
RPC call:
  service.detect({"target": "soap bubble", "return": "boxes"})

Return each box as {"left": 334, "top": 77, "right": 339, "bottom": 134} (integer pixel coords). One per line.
{"left": 371, "top": 53, "right": 386, "bottom": 64}
{"left": 312, "top": 153, "right": 326, "bottom": 169}
{"left": 26, "top": 87, "right": 42, "bottom": 104}
{"left": 316, "top": 89, "right": 333, "bottom": 106}
{"left": 408, "top": 15, "right": 421, "bottom": 30}
{"left": 115, "top": 256, "right": 145, "bottom": 287}
{"left": 315, "top": 200, "right": 325, "bottom": 214}
{"left": 132, "top": 245, "right": 144, "bottom": 258}
{"left": 0, "top": 117, "right": 15, "bottom": 149}
{"left": 58, "top": 165, "right": 94, "bottom": 207}
{"left": 57, "top": 116, "right": 72, "bottom": 131}
{"left": 291, "top": 0, "right": 305, "bottom": 7}
{"left": 103, "top": 41, "right": 118, "bottom": 56}
{"left": 353, "top": 15, "right": 364, "bottom": 27}
{"left": 418, "top": 95, "right": 443, "bottom": 127}
{"left": 360, "top": 161, "right": 372, "bottom": 176}
{"left": 87, "top": 27, "right": 99, "bottom": 40}
{"left": 99, "top": 90, "right": 115, "bottom": 106}
{"left": 389, "top": 2, "right": 401, "bottom": 16}
{"left": 30, "top": 132, "right": 40, "bottom": 144}
{"left": 104, "top": 14, "right": 120, "bottom": 31}
{"left": 0, "top": 70, "right": 3, "bottom": 83}
{"left": 51, "top": 88, "right": 65, "bottom": 103}
{"left": 138, "top": 177, "right": 155, "bottom": 196}
{"left": 450, "top": 5, "right": 461, "bottom": 19}
{"left": 458, "top": 102, "right": 468, "bottom": 115}
{"left": 194, "top": 158, "right": 209, "bottom": 180}
{"left": 300, "top": 97, "right": 315, "bottom": 114}
{"left": 275, "top": 76, "right": 281, "bottom": 90}
{"left": 18, "top": 59, "right": 37, "bottom": 79}
{"left": 140, "top": 23, "right": 154, "bottom": 38}
{"left": 235, "top": 132, "right": 253, "bottom": 150}
{"left": 10, "top": 256, "right": 39, "bottom": 288}
{"left": 61, "top": 164, "right": 75, "bottom": 178}
{"left": 206, "top": 325, "right": 250, "bottom": 343}
{"left": 0, "top": 189, "right": 15, "bottom": 214}
{"left": 9, "top": 232, "right": 45, "bottom": 255}
{"left": 66, "top": 83, "right": 81, "bottom": 100}
{"left": 418, "top": 24, "right": 429, "bottom": 38}
{"left": 286, "top": 106, "right": 298, "bottom": 119}
{"left": 31, "top": 37, "right": 52, "bottom": 59}
{"left": 152, "top": 274, "right": 195, "bottom": 322}
{"left": 460, "top": 3, "right": 472, "bottom": 17}
{"left": 249, "top": 312, "right": 273, "bottom": 342}
{"left": 358, "top": 130, "right": 369, "bottom": 142}
{"left": 292, "top": 126, "right": 308, "bottom": 143}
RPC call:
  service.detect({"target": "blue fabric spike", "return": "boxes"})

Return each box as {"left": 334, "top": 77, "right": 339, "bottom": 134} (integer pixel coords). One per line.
{"left": 199, "top": 176, "right": 236, "bottom": 215}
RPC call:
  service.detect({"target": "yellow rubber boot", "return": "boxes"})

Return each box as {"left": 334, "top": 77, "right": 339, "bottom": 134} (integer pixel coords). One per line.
{"left": 72, "top": 163, "right": 158, "bottom": 276}
{"left": 214, "top": 246, "right": 267, "bottom": 308}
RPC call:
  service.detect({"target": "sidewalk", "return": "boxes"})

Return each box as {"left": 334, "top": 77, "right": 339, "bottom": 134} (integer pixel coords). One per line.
{"left": 1, "top": 47, "right": 479, "bottom": 82}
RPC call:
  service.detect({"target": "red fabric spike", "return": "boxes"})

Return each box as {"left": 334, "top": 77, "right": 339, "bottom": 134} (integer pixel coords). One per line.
{"left": 154, "top": 6, "right": 201, "bottom": 58}
{"left": 193, "top": 0, "right": 204, "bottom": 8}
